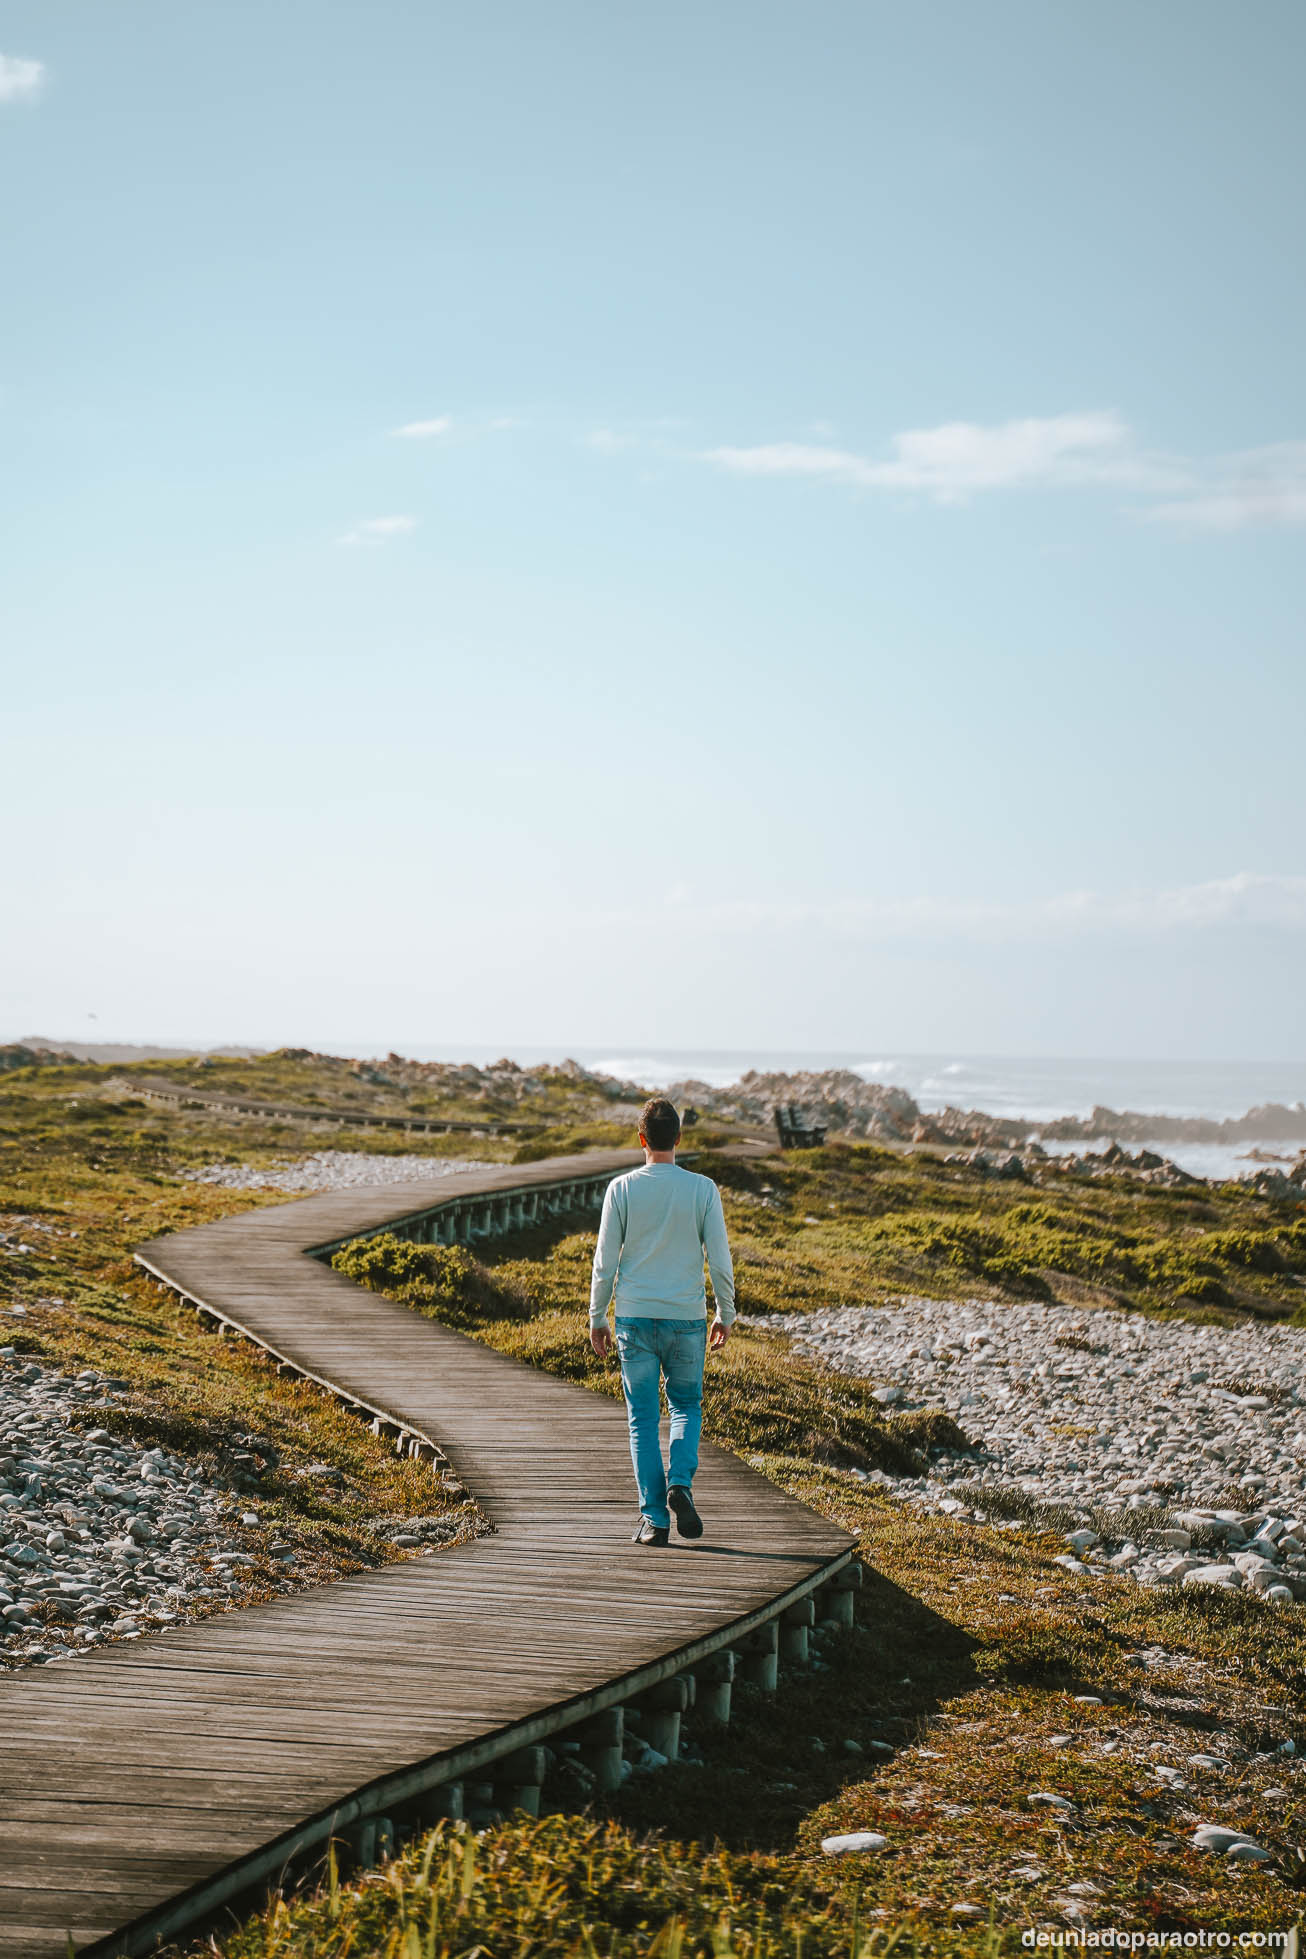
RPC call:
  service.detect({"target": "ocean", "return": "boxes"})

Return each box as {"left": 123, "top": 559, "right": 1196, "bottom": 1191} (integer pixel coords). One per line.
{"left": 405, "top": 1047, "right": 1306, "bottom": 1182}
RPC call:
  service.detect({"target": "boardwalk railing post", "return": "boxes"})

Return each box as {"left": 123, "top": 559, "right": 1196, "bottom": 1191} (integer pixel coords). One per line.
{"left": 734, "top": 1619, "right": 779, "bottom": 1693}
{"left": 346, "top": 1815, "right": 394, "bottom": 1868}
{"left": 464, "top": 1781, "right": 498, "bottom": 1824}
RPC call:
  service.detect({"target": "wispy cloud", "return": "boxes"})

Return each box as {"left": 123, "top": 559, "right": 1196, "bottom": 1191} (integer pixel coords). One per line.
{"left": 700, "top": 413, "right": 1306, "bottom": 528}
{"left": 367, "top": 407, "right": 1306, "bottom": 531}
{"left": 1145, "top": 442, "right": 1306, "bottom": 530}
{"left": 0, "top": 52, "right": 43, "bottom": 101}
{"left": 337, "top": 514, "right": 418, "bottom": 546}
{"left": 392, "top": 417, "right": 451, "bottom": 440}
{"left": 703, "top": 412, "right": 1184, "bottom": 504}
{"left": 597, "top": 873, "right": 1306, "bottom": 945}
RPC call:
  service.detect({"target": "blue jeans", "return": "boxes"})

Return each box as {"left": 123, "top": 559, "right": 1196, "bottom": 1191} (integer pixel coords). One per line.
{"left": 614, "top": 1316, "right": 707, "bottom": 1530}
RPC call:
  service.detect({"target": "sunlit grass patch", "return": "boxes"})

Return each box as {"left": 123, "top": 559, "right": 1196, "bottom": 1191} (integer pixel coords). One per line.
{"left": 190, "top": 1815, "right": 1033, "bottom": 1959}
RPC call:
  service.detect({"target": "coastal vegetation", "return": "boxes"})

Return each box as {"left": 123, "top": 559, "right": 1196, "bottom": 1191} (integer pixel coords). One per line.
{"left": 3, "top": 1050, "right": 1304, "bottom": 1950}
{"left": 339, "top": 1139, "right": 1306, "bottom": 1333}
{"left": 702, "top": 1144, "right": 1306, "bottom": 1324}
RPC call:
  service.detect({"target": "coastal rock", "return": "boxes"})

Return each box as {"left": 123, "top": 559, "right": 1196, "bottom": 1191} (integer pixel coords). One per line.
{"left": 1043, "top": 1103, "right": 1306, "bottom": 1147}
{"left": 1190, "top": 1824, "right": 1266, "bottom": 1856}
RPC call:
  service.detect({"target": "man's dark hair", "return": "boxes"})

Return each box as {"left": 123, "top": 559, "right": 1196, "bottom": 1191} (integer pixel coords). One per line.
{"left": 640, "top": 1097, "right": 681, "bottom": 1151}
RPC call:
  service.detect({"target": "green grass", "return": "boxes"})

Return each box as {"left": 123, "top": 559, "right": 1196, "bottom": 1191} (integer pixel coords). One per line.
{"left": 511, "top": 1121, "right": 643, "bottom": 1161}
{"left": 696, "top": 1143, "right": 1306, "bottom": 1324}
{"left": 103, "top": 1046, "right": 648, "bottom": 1135}
{"left": 198, "top": 1815, "right": 1023, "bottom": 1958}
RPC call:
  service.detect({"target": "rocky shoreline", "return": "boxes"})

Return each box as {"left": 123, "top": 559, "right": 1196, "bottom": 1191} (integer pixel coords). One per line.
{"left": 668, "top": 1065, "right": 1306, "bottom": 1162}
{"left": 940, "top": 1138, "right": 1306, "bottom": 1198}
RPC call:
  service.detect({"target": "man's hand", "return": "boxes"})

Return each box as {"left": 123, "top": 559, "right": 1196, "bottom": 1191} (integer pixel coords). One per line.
{"left": 709, "top": 1318, "right": 731, "bottom": 1351}
{"left": 590, "top": 1324, "right": 613, "bottom": 1360}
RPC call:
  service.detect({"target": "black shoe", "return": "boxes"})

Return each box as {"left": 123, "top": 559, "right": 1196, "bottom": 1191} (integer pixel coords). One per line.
{"left": 632, "top": 1517, "right": 669, "bottom": 1546}
{"left": 668, "top": 1485, "right": 703, "bottom": 1539}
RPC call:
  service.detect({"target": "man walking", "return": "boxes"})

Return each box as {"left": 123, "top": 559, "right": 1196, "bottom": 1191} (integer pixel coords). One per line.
{"left": 589, "top": 1097, "right": 735, "bottom": 1545}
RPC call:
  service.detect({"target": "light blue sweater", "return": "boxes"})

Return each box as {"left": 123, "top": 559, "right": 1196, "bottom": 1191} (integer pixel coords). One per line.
{"left": 589, "top": 1161, "right": 736, "bottom": 1329}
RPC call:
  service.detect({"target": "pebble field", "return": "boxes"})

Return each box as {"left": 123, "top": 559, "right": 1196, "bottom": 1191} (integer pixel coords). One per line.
{"left": 0, "top": 1351, "right": 464, "bottom": 1670}
{"left": 761, "top": 1296, "right": 1306, "bottom": 1601}
{"left": 180, "top": 1151, "right": 490, "bottom": 1192}
{"left": 0, "top": 1353, "right": 282, "bottom": 1665}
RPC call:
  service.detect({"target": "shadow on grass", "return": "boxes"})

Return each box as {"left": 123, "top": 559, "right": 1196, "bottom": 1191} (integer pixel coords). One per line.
{"left": 599, "top": 1565, "right": 979, "bottom": 1854}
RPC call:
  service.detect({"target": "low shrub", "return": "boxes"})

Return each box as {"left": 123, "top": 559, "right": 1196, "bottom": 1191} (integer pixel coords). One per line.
{"left": 330, "top": 1235, "right": 529, "bottom": 1329}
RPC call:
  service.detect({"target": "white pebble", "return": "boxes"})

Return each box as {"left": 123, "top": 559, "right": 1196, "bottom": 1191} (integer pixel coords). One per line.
{"left": 820, "top": 1832, "right": 888, "bottom": 1855}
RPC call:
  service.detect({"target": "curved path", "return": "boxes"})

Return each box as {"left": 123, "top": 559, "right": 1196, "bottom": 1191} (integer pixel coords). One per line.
{"left": 0, "top": 1152, "right": 854, "bottom": 1959}
{"left": 128, "top": 1074, "right": 531, "bottom": 1137}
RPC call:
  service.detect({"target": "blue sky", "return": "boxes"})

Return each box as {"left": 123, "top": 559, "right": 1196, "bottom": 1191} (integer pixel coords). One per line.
{"left": 3, "top": 3, "right": 1304, "bottom": 1059}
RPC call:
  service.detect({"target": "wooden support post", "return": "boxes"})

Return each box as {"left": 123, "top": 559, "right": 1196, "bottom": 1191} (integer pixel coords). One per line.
{"left": 463, "top": 1780, "right": 499, "bottom": 1825}
{"left": 780, "top": 1596, "right": 815, "bottom": 1665}
{"left": 349, "top": 1819, "right": 377, "bottom": 1866}
{"left": 817, "top": 1565, "right": 861, "bottom": 1627}
{"left": 735, "top": 1619, "right": 779, "bottom": 1693}
{"left": 494, "top": 1744, "right": 548, "bottom": 1816}
{"left": 495, "top": 1744, "right": 549, "bottom": 1784}
{"left": 816, "top": 1582, "right": 854, "bottom": 1628}
{"left": 823, "top": 1563, "right": 863, "bottom": 1627}
{"left": 696, "top": 1649, "right": 736, "bottom": 1725}
{"left": 420, "top": 1781, "right": 463, "bottom": 1822}
{"left": 573, "top": 1706, "right": 625, "bottom": 1791}
{"left": 632, "top": 1675, "right": 690, "bottom": 1760}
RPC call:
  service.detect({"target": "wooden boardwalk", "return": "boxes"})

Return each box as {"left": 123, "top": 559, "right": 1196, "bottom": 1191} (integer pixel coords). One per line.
{"left": 128, "top": 1074, "right": 530, "bottom": 1136}
{"left": 0, "top": 1152, "right": 854, "bottom": 1959}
